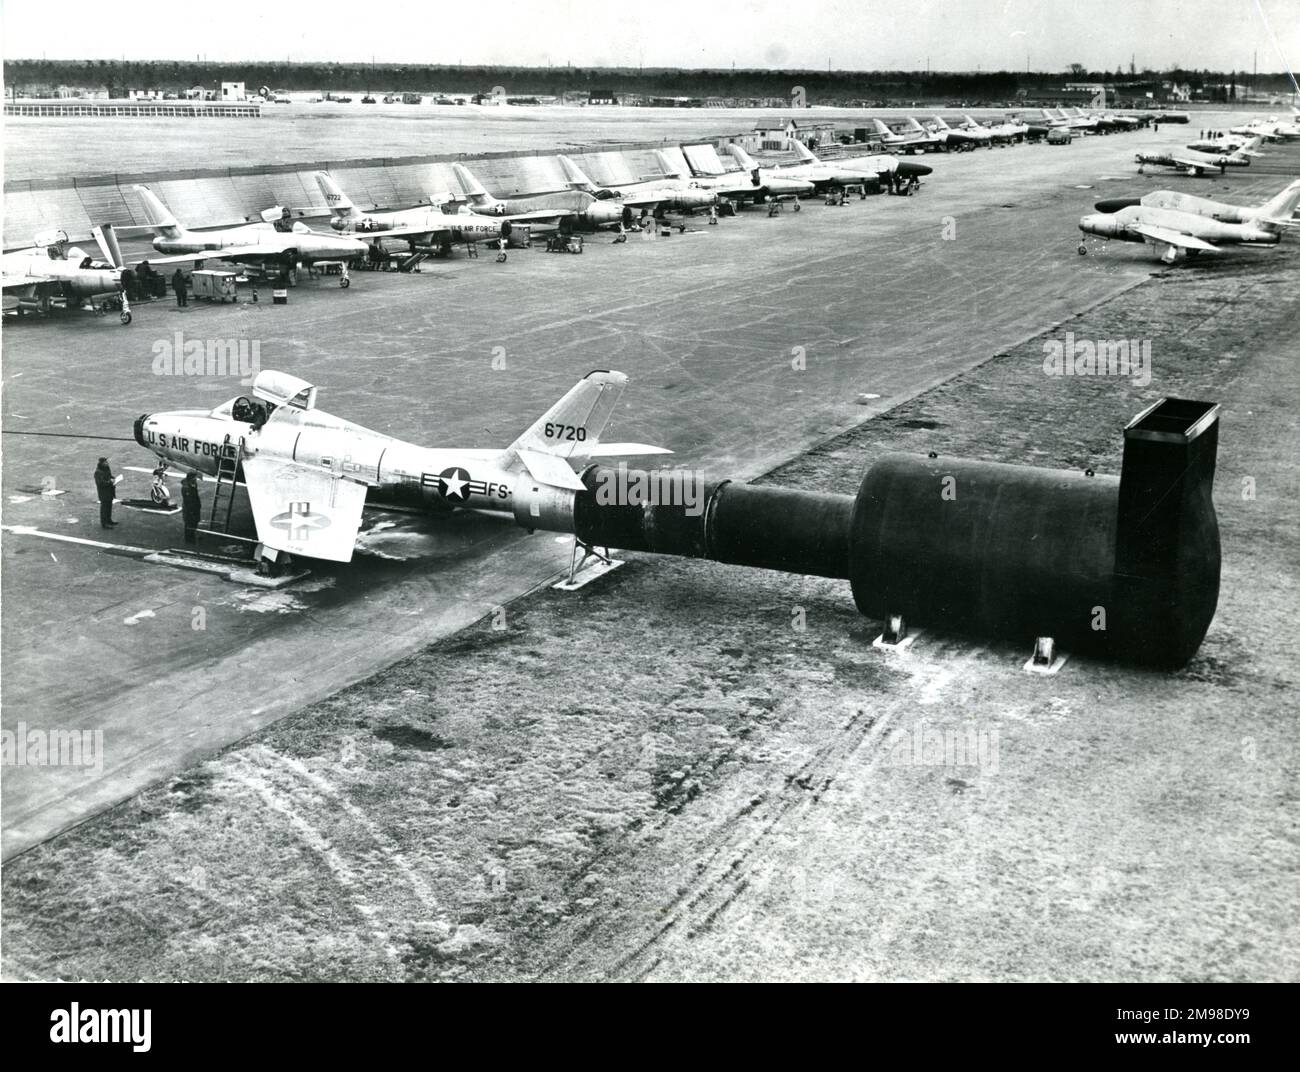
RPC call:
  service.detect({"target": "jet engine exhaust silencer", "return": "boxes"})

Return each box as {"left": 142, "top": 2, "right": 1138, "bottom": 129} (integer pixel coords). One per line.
{"left": 850, "top": 398, "right": 1220, "bottom": 664}
{"left": 547, "top": 399, "right": 1220, "bottom": 666}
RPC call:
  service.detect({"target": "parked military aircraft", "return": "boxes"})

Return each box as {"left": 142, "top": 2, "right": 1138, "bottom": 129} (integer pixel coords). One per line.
{"left": 555, "top": 155, "right": 719, "bottom": 212}
{"left": 1229, "top": 115, "right": 1300, "bottom": 141}
{"left": 312, "top": 172, "right": 513, "bottom": 253}
{"left": 134, "top": 369, "right": 669, "bottom": 564}
{"left": 652, "top": 149, "right": 813, "bottom": 206}
{"left": 1077, "top": 180, "right": 1300, "bottom": 262}
{"left": 3, "top": 225, "right": 132, "bottom": 324}
{"left": 1093, "top": 179, "right": 1300, "bottom": 228}
{"left": 1184, "top": 132, "right": 1265, "bottom": 154}
{"left": 1135, "top": 136, "right": 1264, "bottom": 176}
{"left": 451, "top": 164, "right": 625, "bottom": 228}
{"left": 727, "top": 143, "right": 930, "bottom": 192}
{"left": 131, "top": 186, "right": 369, "bottom": 282}
{"left": 868, "top": 118, "right": 932, "bottom": 152}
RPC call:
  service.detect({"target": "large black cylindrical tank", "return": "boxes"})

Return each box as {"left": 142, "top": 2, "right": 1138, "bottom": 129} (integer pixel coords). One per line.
{"left": 848, "top": 454, "right": 1120, "bottom": 648}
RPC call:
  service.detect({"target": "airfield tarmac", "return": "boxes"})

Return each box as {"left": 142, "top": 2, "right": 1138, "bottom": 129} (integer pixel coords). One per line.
{"left": 2, "top": 120, "right": 1297, "bottom": 980}
{"left": 2, "top": 102, "right": 1067, "bottom": 182}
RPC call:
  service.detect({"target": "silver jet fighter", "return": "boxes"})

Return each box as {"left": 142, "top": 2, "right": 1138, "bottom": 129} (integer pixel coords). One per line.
{"left": 3, "top": 226, "right": 133, "bottom": 324}
{"left": 653, "top": 149, "right": 814, "bottom": 206}
{"left": 555, "top": 155, "right": 719, "bottom": 213}
{"left": 451, "top": 164, "right": 626, "bottom": 229}
{"left": 134, "top": 370, "right": 668, "bottom": 563}
{"left": 313, "top": 172, "right": 512, "bottom": 252}
{"left": 131, "top": 186, "right": 369, "bottom": 282}
{"left": 730, "top": 142, "right": 931, "bottom": 191}
{"left": 1134, "top": 137, "right": 1263, "bottom": 176}
{"left": 1077, "top": 183, "right": 1300, "bottom": 263}
{"left": 1093, "top": 179, "right": 1300, "bottom": 228}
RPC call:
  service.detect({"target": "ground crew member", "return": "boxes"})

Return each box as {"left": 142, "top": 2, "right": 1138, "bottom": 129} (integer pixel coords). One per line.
{"left": 181, "top": 471, "right": 202, "bottom": 544}
{"left": 94, "top": 457, "right": 119, "bottom": 528}
{"left": 172, "top": 268, "right": 188, "bottom": 307}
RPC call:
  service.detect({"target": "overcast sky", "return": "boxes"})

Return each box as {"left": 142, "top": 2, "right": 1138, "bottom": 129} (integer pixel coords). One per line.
{"left": 3, "top": 0, "right": 1297, "bottom": 73}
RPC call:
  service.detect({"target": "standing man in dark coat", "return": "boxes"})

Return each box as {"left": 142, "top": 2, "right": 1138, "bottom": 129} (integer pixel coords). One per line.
{"left": 94, "top": 457, "right": 119, "bottom": 528}
{"left": 181, "top": 471, "right": 202, "bottom": 544}
{"left": 172, "top": 268, "right": 188, "bottom": 307}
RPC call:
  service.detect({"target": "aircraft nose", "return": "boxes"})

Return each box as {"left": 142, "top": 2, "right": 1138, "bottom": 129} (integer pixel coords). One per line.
{"left": 1078, "top": 213, "right": 1115, "bottom": 236}
{"left": 896, "top": 161, "right": 933, "bottom": 177}
{"left": 1094, "top": 197, "right": 1141, "bottom": 213}
{"left": 134, "top": 414, "right": 150, "bottom": 449}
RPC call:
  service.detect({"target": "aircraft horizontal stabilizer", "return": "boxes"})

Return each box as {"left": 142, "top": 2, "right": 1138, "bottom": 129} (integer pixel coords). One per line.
{"left": 575, "top": 442, "right": 673, "bottom": 457}
{"left": 1132, "top": 225, "right": 1220, "bottom": 252}
{"left": 144, "top": 247, "right": 272, "bottom": 265}
{"left": 243, "top": 456, "right": 367, "bottom": 562}
{"left": 516, "top": 448, "right": 587, "bottom": 490}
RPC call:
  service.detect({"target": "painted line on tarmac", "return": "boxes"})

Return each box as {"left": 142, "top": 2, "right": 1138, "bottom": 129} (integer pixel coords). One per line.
{"left": 1, "top": 525, "right": 153, "bottom": 558}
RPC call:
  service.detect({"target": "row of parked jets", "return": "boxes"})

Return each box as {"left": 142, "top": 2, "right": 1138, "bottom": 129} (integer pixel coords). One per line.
{"left": 7, "top": 109, "right": 1296, "bottom": 323}
{"left": 1080, "top": 108, "right": 1300, "bottom": 263}
{"left": 2, "top": 140, "right": 934, "bottom": 323}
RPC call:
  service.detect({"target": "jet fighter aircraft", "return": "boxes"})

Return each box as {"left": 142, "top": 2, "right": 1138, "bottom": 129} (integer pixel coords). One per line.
{"left": 651, "top": 150, "right": 814, "bottom": 206}
{"left": 3, "top": 225, "right": 133, "bottom": 324}
{"left": 1077, "top": 180, "right": 1300, "bottom": 263}
{"left": 451, "top": 164, "right": 626, "bottom": 229}
{"left": 554, "top": 155, "right": 719, "bottom": 213}
{"left": 134, "top": 369, "right": 668, "bottom": 564}
{"left": 313, "top": 172, "right": 513, "bottom": 253}
{"left": 131, "top": 186, "right": 369, "bottom": 282}
{"left": 1134, "top": 137, "right": 1263, "bottom": 176}
{"left": 727, "top": 143, "right": 931, "bottom": 192}
{"left": 1092, "top": 179, "right": 1300, "bottom": 229}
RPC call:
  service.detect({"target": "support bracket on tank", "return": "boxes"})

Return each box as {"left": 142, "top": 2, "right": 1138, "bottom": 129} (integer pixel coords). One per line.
{"left": 872, "top": 613, "right": 920, "bottom": 651}
{"left": 553, "top": 537, "right": 623, "bottom": 592}
{"left": 1024, "top": 635, "right": 1069, "bottom": 675}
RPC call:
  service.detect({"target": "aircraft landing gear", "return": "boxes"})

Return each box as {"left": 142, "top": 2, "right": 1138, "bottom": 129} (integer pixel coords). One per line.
{"left": 1078, "top": 243, "right": 1088, "bottom": 255}
{"left": 496, "top": 250, "right": 508, "bottom": 263}
{"left": 339, "top": 263, "right": 351, "bottom": 288}
{"left": 120, "top": 310, "right": 133, "bottom": 324}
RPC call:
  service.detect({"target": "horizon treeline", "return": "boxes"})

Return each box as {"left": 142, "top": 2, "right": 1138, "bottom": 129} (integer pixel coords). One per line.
{"left": 5, "top": 59, "right": 1296, "bottom": 100}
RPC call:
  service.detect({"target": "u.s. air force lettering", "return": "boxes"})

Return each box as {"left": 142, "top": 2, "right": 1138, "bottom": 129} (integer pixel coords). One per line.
{"left": 422, "top": 467, "right": 510, "bottom": 503}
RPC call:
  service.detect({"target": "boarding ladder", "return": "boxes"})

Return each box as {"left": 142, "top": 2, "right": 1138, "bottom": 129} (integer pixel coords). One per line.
{"left": 200, "top": 434, "right": 246, "bottom": 538}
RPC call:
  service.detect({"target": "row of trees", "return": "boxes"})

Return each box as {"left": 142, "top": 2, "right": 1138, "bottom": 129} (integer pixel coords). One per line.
{"left": 5, "top": 59, "right": 1295, "bottom": 101}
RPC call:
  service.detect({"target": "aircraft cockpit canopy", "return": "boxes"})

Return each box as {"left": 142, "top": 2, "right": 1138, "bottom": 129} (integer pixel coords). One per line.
{"left": 252, "top": 370, "right": 317, "bottom": 411}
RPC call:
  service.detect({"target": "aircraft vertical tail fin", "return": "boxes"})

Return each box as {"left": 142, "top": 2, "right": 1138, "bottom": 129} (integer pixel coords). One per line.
{"left": 1257, "top": 179, "right": 1300, "bottom": 229}
{"left": 92, "top": 224, "right": 125, "bottom": 269}
{"left": 314, "top": 172, "right": 356, "bottom": 217}
{"left": 727, "top": 143, "right": 760, "bottom": 171}
{"left": 131, "top": 185, "right": 182, "bottom": 237}
{"left": 504, "top": 370, "right": 628, "bottom": 461}
{"left": 790, "top": 140, "right": 819, "bottom": 163}
{"left": 451, "top": 163, "right": 492, "bottom": 205}
{"left": 557, "top": 155, "right": 597, "bottom": 193}
{"left": 654, "top": 149, "right": 686, "bottom": 179}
